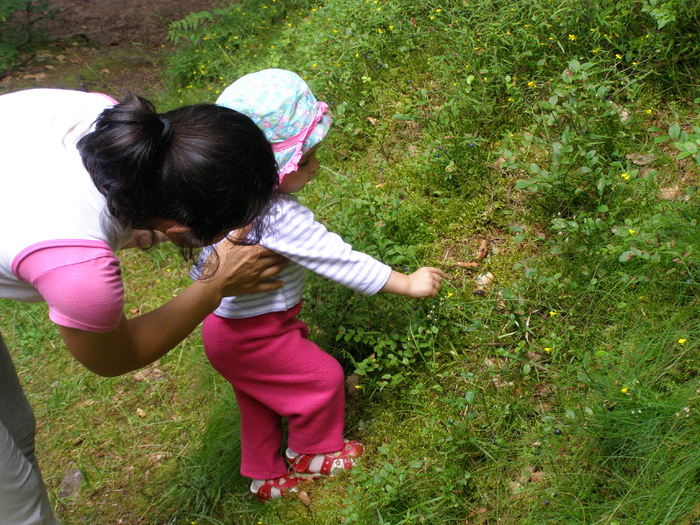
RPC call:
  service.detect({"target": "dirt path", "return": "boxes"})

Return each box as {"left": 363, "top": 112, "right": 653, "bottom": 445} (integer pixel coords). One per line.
{"left": 0, "top": 0, "right": 220, "bottom": 99}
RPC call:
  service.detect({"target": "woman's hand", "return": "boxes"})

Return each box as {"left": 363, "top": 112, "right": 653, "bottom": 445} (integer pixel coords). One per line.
{"left": 206, "top": 242, "right": 288, "bottom": 298}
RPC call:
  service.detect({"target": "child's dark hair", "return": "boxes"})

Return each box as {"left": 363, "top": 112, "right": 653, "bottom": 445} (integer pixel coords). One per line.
{"left": 77, "top": 95, "right": 279, "bottom": 257}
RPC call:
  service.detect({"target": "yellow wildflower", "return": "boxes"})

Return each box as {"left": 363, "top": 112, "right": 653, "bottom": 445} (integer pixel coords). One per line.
{"left": 679, "top": 338, "right": 687, "bottom": 345}
{"left": 568, "top": 34, "right": 576, "bottom": 41}
{"left": 621, "top": 173, "right": 631, "bottom": 180}
{"left": 621, "top": 387, "right": 628, "bottom": 393}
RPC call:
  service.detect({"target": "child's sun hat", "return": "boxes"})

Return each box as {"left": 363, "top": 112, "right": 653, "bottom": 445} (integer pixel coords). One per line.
{"left": 216, "top": 68, "right": 332, "bottom": 181}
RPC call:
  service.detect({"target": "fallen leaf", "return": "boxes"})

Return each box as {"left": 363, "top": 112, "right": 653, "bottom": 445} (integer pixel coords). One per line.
{"left": 476, "top": 239, "right": 489, "bottom": 260}
{"left": 21, "top": 73, "right": 46, "bottom": 81}
{"left": 345, "top": 374, "right": 361, "bottom": 397}
{"left": 611, "top": 102, "right": 629, "bottom": 122}
{"left": 658, "top": 185, "right": 681, "bottom": 200}
{"left": 529, "top": 469, "right": 546, "bottom": 483}
{"left": 133, "top": 368, "right": 165, "bottom": 381}
{"left": 626, "top": 152, "right": 656, "bottom": 166}
{"left": 136, "top": 408, "right": 147, "bottom": 418}
{"left": 148, "top": 452, "right": 169, "bottom": 463}
{"left": 297, "top": 490, "right": 311, "bottom": 507}
{"left": 474, "top": 272, "right": 493, "bottom": 287}
{"left": 491, "top": 156, "right": 507, "bottom": 170}
{"left": 58, "top": 464, "right": 84, "bottom": 499}
{"left": 457, "top": 261, "right": 479, "bottom": 268}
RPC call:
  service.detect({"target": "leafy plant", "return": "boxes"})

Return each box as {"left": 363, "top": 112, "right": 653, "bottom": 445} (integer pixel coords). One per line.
{"left": 0, "top": 0, "right": 55, "bottom": 75}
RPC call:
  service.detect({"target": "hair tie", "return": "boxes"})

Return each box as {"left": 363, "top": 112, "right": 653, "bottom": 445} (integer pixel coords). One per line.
{"left": 159, "top": 117, "right": 173, "bottom": 144}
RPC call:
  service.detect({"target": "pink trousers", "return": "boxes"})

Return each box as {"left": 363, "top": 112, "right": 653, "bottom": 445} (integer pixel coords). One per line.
{"left": 201, "top": 302, "right": 346, "bottom": 479}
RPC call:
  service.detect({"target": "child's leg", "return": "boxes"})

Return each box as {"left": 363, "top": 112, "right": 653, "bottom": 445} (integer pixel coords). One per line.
{"left": 233, "top": 387, "right": 288, "bottom": 479}
{"left": 202, "top": 306, "right": 347, "bottom": 462}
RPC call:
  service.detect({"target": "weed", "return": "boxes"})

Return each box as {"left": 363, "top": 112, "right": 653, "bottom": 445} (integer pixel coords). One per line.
{"left": 6, "top": 0, "right": 700, "bottom": 523}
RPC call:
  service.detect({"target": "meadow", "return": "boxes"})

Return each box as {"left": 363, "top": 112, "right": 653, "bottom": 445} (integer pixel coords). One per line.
{"left": 2, "top": 0, "right": 700, "bottom": 523}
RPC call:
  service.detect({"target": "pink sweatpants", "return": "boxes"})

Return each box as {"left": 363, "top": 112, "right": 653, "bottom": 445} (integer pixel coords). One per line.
{"left": 201, "top": 302, "right": 346, "bottom": 479}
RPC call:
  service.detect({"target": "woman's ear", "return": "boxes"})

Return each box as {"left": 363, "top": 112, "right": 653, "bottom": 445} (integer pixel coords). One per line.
{"left": 156, "top": 220, "right": 193, "bottom": 246}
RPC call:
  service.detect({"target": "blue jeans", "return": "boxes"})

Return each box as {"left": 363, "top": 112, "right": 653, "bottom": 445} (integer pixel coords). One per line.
{"left": 0, "top": 333, "right": 59, "bottom": 525}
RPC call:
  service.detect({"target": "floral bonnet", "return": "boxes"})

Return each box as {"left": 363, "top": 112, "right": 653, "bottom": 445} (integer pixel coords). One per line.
{"left": 216, "top": 68, "right": 331, "bottom": 181}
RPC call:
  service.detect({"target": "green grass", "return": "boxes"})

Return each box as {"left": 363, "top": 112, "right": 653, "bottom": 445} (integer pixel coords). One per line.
{"left": 2, "top": 0, "right": 700, "bottom": 523}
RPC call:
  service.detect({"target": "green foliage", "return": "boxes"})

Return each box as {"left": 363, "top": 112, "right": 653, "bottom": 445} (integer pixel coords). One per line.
{"left": 3, "top": 0, "right": 699, "bottom": 523}
{"left": 651, "top": 119, "right": 700, "bottom": 164}
{"left": 155, "top": 1, "right": 700, "bottom": 522}
{"left": 0, "top": 0, "right": 54, "bottom": 74}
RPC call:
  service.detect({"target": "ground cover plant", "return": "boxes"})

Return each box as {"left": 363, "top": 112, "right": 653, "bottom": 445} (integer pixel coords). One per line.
{"left": 2, "top": 0, "right": 699, "bottom": 523}
{"left": 0, "top": 0, "right": 55, "bottom": 76}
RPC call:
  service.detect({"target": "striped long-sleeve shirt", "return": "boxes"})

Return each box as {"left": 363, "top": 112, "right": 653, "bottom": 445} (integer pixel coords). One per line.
{"left": 191, "top": 194, "right": 393, "bottom": 319}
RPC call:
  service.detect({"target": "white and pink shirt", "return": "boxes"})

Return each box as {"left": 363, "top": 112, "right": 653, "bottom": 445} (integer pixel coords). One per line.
{"left": 0, "top": 89, "right": 131, "bottom": 332}
{"left": 192, "top": 194, "right": 393, "bottom": 319}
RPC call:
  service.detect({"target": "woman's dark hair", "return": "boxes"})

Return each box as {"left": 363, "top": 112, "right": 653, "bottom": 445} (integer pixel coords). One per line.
{"left": 77, "top": 95, "right": 279, "bottom": 256}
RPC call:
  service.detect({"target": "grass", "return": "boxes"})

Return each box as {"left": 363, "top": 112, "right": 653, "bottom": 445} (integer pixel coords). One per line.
{"left": 2, "top": 0, "right": 700, "bottom": 523}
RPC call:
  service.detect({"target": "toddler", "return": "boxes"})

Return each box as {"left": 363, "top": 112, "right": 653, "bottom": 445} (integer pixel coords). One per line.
{"left": 192, "top": 69, "right": 445, "bottom": 501}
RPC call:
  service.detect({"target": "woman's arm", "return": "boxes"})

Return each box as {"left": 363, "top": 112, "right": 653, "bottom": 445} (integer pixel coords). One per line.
{"left": 58, "top": 243, "right": 286, "bottom": 377}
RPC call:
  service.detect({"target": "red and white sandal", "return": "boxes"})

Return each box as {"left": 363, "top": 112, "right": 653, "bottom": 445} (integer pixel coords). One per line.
{"left": 251, "top": 471, "right": 301, "bottom": 502}
{"left": 286, "top": 440, "right": 364, "bottom": 477}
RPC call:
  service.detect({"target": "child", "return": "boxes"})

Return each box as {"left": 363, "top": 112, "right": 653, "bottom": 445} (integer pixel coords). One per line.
{"left": 192, "top": 69, "right": 445, "bottom": 501}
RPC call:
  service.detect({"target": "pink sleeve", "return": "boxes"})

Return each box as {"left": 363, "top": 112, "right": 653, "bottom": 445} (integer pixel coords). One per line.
{"left": 15, "top": 245, "right": 124, "bottom": 332}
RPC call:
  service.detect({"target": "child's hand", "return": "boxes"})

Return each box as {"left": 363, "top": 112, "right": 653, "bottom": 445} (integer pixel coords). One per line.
{"left": 406, "top": 267, "right": 445, "bottom": 298}
{"left": 380, "top": 267, "right": 446, "bottom": 297}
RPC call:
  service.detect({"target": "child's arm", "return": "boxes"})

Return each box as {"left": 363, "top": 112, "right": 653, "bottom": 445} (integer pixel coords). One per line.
{"left": 379, "top": 267, "right": 445, "bottom": 298}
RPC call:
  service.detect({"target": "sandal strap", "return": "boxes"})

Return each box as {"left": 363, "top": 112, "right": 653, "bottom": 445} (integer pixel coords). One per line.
{"left": 319, "top": 454, "right": 353, "bottom": 475}
{"left": 288, "top": 440, "right": 364, "bottom": 475}
{"left": 288, "top": 452, "right": 314, "bottom": 473}
{"left": 254, "top": 473, "right": 300, "bottom": 501}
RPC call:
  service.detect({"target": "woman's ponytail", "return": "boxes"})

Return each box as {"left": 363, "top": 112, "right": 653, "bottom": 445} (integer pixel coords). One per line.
{"left": 78, "top": 95, "right": 278, "bottom": 251}
{"left": 78, "top": 95, "right": 172, "bottom": 228}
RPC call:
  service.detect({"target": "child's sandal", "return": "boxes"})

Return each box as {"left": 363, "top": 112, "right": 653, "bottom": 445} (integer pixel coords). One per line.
{"left": 286, "top": 440, "right": 364, "bottom": 477}
{"left": 251, "top": 472, "right": 301, "bottom": 502}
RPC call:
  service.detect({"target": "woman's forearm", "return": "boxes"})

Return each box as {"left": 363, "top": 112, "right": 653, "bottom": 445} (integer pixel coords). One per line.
{"left": 58, "top": 243, "right": 288, "bottom": 377}
{"left": 58, "top": 280, "right": 222, "bottom": 376}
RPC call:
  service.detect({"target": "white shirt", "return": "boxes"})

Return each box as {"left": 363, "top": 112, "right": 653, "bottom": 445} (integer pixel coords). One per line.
{"left": 192, "top": 194, "right": 392, "bottom": 319}
{"left": 0, "top": 88, "right": 130, "bottom": 302}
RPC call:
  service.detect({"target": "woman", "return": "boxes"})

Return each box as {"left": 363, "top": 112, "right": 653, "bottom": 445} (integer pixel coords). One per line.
{"left": 0, "top": 88, "right": 286, "bottom": 524}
